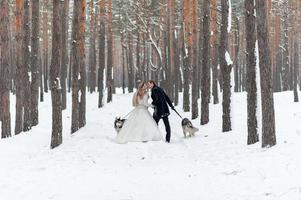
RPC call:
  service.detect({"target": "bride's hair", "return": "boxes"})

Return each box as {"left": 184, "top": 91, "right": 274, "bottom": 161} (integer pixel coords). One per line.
{"left": 132, "top": 82, "right": 147, "bottom": 107}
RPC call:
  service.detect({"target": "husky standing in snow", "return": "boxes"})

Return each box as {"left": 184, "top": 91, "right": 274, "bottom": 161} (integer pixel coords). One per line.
{"left": 181, "top": 118, "right": 199, "bottom": 138}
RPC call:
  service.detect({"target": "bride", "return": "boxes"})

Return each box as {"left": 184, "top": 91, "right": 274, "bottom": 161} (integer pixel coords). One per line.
{"left": 116, "top": 82, "right": 162, "bottom": 144}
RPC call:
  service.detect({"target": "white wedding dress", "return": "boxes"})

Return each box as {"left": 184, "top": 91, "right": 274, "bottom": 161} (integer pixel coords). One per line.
{"left": 116, "top": 93, "right": 162, "bottom": 144}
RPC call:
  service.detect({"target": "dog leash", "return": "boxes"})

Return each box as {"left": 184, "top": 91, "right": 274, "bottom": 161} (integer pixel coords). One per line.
{"left": 123, "top": 109, "right": 135, "bottom": 119}
{"left": 173, "top": 108, "right": 183, "bottom": 119}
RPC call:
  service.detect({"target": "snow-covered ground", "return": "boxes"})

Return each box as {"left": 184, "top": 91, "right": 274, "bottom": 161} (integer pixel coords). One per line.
{"left": 1, "top": 91, "right": 301, "bottom": 200}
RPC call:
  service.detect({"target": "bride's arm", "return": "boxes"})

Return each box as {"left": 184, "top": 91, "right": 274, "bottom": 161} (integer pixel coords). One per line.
{"left": 143, "top": 94, "right": 153, "bottom": 108}
{"left": 132, "top": 92, "right": 138, "bottom": 107}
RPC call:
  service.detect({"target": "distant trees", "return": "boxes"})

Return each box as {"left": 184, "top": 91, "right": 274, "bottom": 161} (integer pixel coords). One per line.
{"left": 4, "top": 0, "right": 301, "bottom": 149}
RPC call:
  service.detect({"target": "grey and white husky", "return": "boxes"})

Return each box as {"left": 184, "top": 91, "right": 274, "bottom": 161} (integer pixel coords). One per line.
{"left": 181, "top": 118, "right": 199, "bottom": 138}
{"left": 114, "top": 117, "right": 126, "bottom": 133}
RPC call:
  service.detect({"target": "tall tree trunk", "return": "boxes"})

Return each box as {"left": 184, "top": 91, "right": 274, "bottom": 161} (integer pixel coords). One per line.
{"left": 201, "top": 0, "right": 210, "bottom": 125}
{"left": 31, "top": 0, "right": 40, "bottom": 127}
{"left": 282, "top": 1, "right": 290, "bottom": 91}
{"left": 128, "top": 33, "right": 134, "bottom": 92}
{"left": 79, "top": 0, "right": 87, "bottom": 128}
{"left": 50, "top": 0, "right": 63, "bottom": 149}
{"left": 107, "top": 0, "right": 113, "bottom": 103}
{"left": 42, "top": 0, "right": 49, "bottom": 93}
{"left": 61, "top": 0, "right": 69, "bottom": 110}
{"left": 211, "top": 0, "right": 219, "bottom": 104}
{"left": 182, "top": 0, "right": 190, "bottom": 112}
{"left": 191, "top": 0, "right": 199, "bottom": 119}
{"left": 98, "top": 0, "right": 106, "bottom": 108}
{"left": 22, "top": 0, "right": 32, "bottom": 132}
{"left": 220, "top": 0, "right": 232, "bottom": 132}
{"left": 168, "top": 0, "right": 175, "bottom": 101}
{"left": 88, "top": 0, "right": 97, "bottom": 94}
{"left": 136, "top": 32, "right": 141, "bottom": 85}
{"left": 256, "top": 0, "right": 277, "bottom": 148}
{"left": 0, "top": 0, "right": 12, "bottom": 138}
{"left": 71, "top": 1, "right": 80, "bottom": 134}
{"left": 234, "top": 17, "right": 240, "bottom": 93}
{"left": 293, "top": 36, "right": 299, "bottom": 102}
{"left": 15, "top": 0, "right": 24, "bottom": 135}
{"left": 245, "top": 0, "right": 258, "bottom": 145}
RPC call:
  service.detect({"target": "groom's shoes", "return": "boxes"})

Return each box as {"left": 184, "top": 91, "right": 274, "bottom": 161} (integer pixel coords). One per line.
{"left": 165, "top": 140, "right": 170, "bottom": 143}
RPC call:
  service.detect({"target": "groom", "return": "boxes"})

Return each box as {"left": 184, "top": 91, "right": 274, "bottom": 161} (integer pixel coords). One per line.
{"left": 148, "top": 80, "right": 175, "bottom": 143}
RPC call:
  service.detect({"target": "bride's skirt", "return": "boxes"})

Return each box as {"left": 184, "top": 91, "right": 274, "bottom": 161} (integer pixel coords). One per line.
{"left": 116, "top": 106, "right": 162, "bottom": 144}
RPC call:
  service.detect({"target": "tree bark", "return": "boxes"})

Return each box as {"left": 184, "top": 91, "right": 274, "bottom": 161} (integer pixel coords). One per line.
{"left": 256, "top": 0, "right": 277, "bottom": 148}
{"left": 191, "top": 0, "right": 199, "bottom": 119}
{"left": 245, "top": 0, "right": 258, "bottom": 144}
{"left": 31, "top": 0, "right": 40, "bottom": 126}
{"left": 201, "top": 0, "right": 211, "bottom": 124}
{"left": 88, "top": 0, "right": 97, "bottom": 94}
{"left": 220, "top": 0, "right": 232, "bottom": 132}
{"left": 293, "top": 37, "right": 299, "bottom": 102}
{"left": 71, "top": 1, "right": 80, "bottom": 134}
{"left": 22, "top": 0, "right": 32, "bottom": 132}
{"left": 15, "top": 0, "right": 24, "bottom": 135}
{"left": 98, "top": 0, "right": 106, "bottom": 107}
{"left": 61, "top": 0, "right": 69, "bottom": 110}
{"left": 50, "top": 0, "right": 63, "bottom": 149}
{"left": 79, "top": 0, "right": 87, "bottom": 128}
{"left": 0, "top": 0, "right": 12, "bottom": 138}
{"left": 107, "top": 0, "right": 113, "bottom": 103}
{"left": 211, "top": 0, "right": 219, "bottom": 104}
{"left": 182, "top": 0, "right": 190, "bottom": 112}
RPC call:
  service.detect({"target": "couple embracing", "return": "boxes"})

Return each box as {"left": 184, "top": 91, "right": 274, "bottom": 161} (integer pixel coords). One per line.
{"left": 116, "top": 80, "right": 175, "bottom": 144}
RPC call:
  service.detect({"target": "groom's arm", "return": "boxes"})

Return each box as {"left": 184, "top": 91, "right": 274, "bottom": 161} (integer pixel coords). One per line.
{"left": 151, "top": 89, "right": 160, "bottom": 106}
{"left": 163, "top": 90, "right": 174, "bottom": 110}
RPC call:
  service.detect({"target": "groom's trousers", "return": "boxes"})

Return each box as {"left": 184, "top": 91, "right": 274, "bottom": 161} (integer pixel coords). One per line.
{"left": 153, "top": 115, "right": 171, "bottom": 143}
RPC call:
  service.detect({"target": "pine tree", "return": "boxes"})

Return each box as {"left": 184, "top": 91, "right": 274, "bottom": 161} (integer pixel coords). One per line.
{"left": 0, "top": 0, "right": 11, "bottom": 138}
{"left": 220, "top": 0, "right": 232, "bottom": 132}
{"left": 79, "top": 0, "right": 87, "bottom": 128}
{"left": 71, "top": 1, "right": 81, "bottom": 134}
{"left": 98, "top": 0, "right": 106, "bottom": 108}
{"left": 22, "top": 0, "right": 32, "bottom": 132}
{"left": 245, "top": 0, "right": 258, "bottom": 144}
{"left": 50, "top": 0, "right": 63, "bottom": 149}
{"left": 256, "top": 0, "right": 276, "bottom": 148}
{"left": 31, "top": 0, "right": 40, "bottom": 126}
{"left": 201, "top": 0, "right": 211, "bottom": 125}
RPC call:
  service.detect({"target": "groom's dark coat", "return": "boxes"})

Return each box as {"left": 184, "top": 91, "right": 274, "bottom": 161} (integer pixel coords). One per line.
{"left": 151, "top": 86, "right": 174, "bottom": 118}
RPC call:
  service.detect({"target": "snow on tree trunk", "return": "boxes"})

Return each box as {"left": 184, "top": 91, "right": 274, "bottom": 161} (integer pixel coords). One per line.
{"left": 220, "top": 0, "right": 232, "bottom": 132}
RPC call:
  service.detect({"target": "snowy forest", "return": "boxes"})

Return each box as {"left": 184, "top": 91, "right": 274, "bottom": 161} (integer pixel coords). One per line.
{"left": 0, "top": 0, "right": 301, "bottom": 199}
